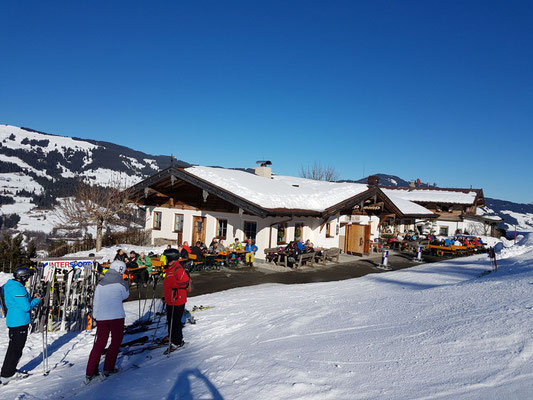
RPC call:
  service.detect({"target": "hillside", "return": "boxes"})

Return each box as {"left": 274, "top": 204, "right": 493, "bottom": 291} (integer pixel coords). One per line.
{"left": 0, "top": 125, "right": 188, "bottom": 234}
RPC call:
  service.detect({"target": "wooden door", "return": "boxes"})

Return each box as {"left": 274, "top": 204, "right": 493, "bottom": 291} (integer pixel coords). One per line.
{"left": 364, "top": 224, "right": 371, "bottom": 254}
{"left": 345, "top": 224, "right": 365, "bottom": 255}
{"left": 192, "top": 216, "right": 206, "bottom": 244}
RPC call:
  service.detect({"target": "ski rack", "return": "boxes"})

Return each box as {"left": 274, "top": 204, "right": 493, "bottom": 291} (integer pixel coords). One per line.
{"left": 29, "top": 257, "right": 102, "bottom": 333}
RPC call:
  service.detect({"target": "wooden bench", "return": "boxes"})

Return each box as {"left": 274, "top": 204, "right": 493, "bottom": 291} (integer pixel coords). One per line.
{"left": 320, "top": 248, "right": 340, "bottom": 264}
{"left": 295, "top": 252, "right": 315, "bottom": 268}
{"left": 264, "top": 248, "right": 281, "bottom": 264}
{"left": 187, "top": 254, "right": 205, "bottom": 271}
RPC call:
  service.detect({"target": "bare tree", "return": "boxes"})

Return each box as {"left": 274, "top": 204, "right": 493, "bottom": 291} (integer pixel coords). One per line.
{"left": 55, "top": 179, "right": 137, "bottom": 252}
{"left": 299, "top": 162, "right": 340, "bottom": 182}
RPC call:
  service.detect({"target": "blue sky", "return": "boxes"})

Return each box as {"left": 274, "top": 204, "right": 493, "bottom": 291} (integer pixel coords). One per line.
{"left": 1, "top": 1, "right": 531, "bottom": 203}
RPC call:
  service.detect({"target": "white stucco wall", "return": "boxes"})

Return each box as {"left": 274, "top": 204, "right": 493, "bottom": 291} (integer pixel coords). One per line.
{"left": 145, "top": 207, "right": 353, "bottom": 259}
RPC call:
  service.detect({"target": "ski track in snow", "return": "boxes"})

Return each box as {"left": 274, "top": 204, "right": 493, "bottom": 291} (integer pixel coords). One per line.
{"left": 1, "top": 235, "right": 533, "bottom": 399}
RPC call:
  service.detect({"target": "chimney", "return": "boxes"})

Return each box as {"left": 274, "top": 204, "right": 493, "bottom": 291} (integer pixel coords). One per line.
{"left": 367, "top": 175, "right": 379, "bottom": 186}
{"left": 255, "top": 160, "right": 272, "bottom": 179}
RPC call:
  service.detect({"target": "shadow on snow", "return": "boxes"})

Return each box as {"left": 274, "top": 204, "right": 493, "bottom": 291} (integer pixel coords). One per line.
{"left": 166, "top": 368, "right": 224, "bottom": 400}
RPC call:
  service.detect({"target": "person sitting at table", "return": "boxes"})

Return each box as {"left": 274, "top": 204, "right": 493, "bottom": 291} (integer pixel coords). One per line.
{"left": 137, "top": 251, "right": 152, "bottom": 271}
{"left": 182, "top": 241, "right": 191, "bottom": 254}
{"left": 444, "top": 238, "right": 453, "bottom": 246}
{"left": 190, "top": 241, "right": 205, "bottom": 262}
{"left": 283, "top": 241, "right": 298, "bottom": 268}
{"left": 218, "top": 240, "right": 226, "bottom": 251}
{"left": 127, "top": 251, "right": 148, "bottom": 287}
{"left": 244, "top": 239, "right": 258, "bottom": 267}
{"left": 179, "top": 244, "right": 189, "bottom": 260}
{"left": 209, "top": 238, "right": 218, "bottom": 248}
{"left": 114, "top": 249, "right": 129, "bottom": 264}
{"left": 230, "top": 238, "right": 243, "bottom": 251}
{"left": 296, "top": 238, "right": 307, "bottom": 252}
{"left": 176, "top": 244, "right": 193, "bottom": 271}
{"left": 208, "top": 241, "right": 221, "bottom": 254}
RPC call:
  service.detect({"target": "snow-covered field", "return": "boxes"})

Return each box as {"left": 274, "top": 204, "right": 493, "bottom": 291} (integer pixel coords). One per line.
{"left": 1, "top": 235, "right": 533, "bottom": 399}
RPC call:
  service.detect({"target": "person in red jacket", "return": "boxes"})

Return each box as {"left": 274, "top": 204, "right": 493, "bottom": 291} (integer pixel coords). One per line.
{"left": 163, "top": 249, "right": 191, "bottom": 353}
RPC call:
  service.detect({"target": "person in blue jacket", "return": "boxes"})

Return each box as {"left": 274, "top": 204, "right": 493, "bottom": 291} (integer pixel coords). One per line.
{"left": 244, "top": 239, "right": 258, "bottom": 267}
{"left": 296, "top": 238, "right": 307, "bottom": 252}
{"left": 1, "top": 267, "right": 40, "bottom": 385}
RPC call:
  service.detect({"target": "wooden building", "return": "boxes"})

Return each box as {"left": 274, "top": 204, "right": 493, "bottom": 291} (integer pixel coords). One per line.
{"left": 380, "top": 186, "right": 500, "bottom": 236}
{"left": 129, "top": 165, "right": 436, "bottom": 258}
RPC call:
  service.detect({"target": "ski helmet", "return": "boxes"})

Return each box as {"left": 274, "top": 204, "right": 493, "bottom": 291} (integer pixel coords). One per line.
{"left": 13, "top": 267, "right": 33, "bottom": 283}
{"left": 109, "top": 260, "right": 127, "bottom": 274}
{"left": 163, "top": 248, "right": 180, "bottom": 264}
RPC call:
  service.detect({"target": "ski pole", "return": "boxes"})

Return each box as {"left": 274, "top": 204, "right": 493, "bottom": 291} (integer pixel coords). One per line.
{"left": 167, "top": 290, "right": 178, "bottom": 357}
{"left": 151, "top": 299, "right": 166, "bottom": 343}
{"left": 144, "top": 274, "right": 159, "bottom": 321}
{"left": 41, "top": 322, "right": 46, "bottom": 376}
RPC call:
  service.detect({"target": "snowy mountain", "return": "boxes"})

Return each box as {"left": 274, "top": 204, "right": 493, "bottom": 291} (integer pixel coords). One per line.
{"left": 0, "top": 125, "right": 188, "bottom": 234}
{"left": 342, "top": 173, "right": 412, "bottom": 187}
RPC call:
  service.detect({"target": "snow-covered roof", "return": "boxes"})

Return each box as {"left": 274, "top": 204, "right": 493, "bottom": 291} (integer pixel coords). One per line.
{"left": 385, "top": 192, "right": 434, "bottom": 216}
{"left": 382, "top": 188, "right": 479, "bottom": 205}
{"left": 183, "top": 166, "right": 433, "bottom": 216}
{"left": 186, "top": 166, "right": 369, "bottom": 212}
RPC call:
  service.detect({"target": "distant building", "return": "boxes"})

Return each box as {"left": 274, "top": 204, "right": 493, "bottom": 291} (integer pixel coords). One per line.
{"left": 381, "top": 185, "right": 501, "bottom": 236}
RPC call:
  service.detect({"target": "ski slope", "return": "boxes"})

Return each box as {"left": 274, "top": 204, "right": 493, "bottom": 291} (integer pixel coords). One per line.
{"left": 0, "top": 235, "right": 532, "bottom": 399}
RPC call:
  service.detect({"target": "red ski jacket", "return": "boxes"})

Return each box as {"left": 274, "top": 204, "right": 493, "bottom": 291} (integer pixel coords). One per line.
{"left": 163, "top": 261, "right": 190, "bottom": 306}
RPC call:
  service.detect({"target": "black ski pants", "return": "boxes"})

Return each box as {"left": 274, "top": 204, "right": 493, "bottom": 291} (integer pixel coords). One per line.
{"left": 1, "top": 324, "right": 29, "bottom": 378}
{"left": 166, "top": 304, "right": 185, "bottom": 346}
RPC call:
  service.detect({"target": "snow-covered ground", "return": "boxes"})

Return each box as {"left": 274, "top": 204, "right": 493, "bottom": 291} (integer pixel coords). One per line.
{"left": 1, "top": 235, "right": 533, "bottom": 399}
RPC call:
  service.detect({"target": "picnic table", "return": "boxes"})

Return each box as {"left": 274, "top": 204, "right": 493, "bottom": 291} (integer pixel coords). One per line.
{"left": 264, "top": 247, "right": 340, "bottom": 268}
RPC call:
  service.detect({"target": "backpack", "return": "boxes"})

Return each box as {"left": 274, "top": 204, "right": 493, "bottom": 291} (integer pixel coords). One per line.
{"left": 0, "top": 285, "right": 8, "bottom": 318}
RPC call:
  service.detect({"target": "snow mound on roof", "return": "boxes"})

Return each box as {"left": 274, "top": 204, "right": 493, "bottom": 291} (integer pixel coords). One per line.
{"left": 386, "top": 188, "right": 478, "bottom": 204}
{"left": 385, "top": 192, "right": 434, "bottom": 215}
{"left": 186, "top": 166, "right": 369, "bottom": 212}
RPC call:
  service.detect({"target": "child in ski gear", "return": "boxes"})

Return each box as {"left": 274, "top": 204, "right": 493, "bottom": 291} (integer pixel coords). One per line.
{"left": 244, "top": 239, "right": 258, "bottom": 267}
{"left": 85, "top": 261, "right": 129, "bottom": 382}
{"left": 1, "top": 267, "right": 40, "bottom": 385}
{"left": 163, "top": 250, "right": 190, "bottom": 350}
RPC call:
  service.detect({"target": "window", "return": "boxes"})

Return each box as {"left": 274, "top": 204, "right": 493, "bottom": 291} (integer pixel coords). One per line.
{"left": 153, "top": 211, "right": 162, "bottom": 230}
{"left": 439, "top": 226, "right": 449, "bottom": 236}
{"left": 244, "top": 221, "right": 257, "bottom": 241}
{"left": 173, "top": 214, "right": 184, "bottom": 233}
{"left": 217, "top": 219, "right": 228, "bottom": 239}
{"left": 326, "top": 222, "right": 333, "bottom": 238}
{"left": 277, "top": 223, "right": 288, "bottom": 244}
{"left": 294, "top": 223, "right": 304, "bottom": 241}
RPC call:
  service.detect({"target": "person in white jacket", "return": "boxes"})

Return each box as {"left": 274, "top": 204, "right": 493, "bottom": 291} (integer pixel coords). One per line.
{"left": 85, "top": 261, "right": 129, "bottom": 384}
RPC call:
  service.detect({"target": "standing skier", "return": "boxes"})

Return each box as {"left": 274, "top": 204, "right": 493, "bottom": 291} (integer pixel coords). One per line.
{"left": 1, "top": 267, "right": 41, "bottom": 385}
{"left": 163, "top": 249, "right": 191, "bottom": 353}
{"left": 85, "top": 261, "right": 129, "bottom": 384}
